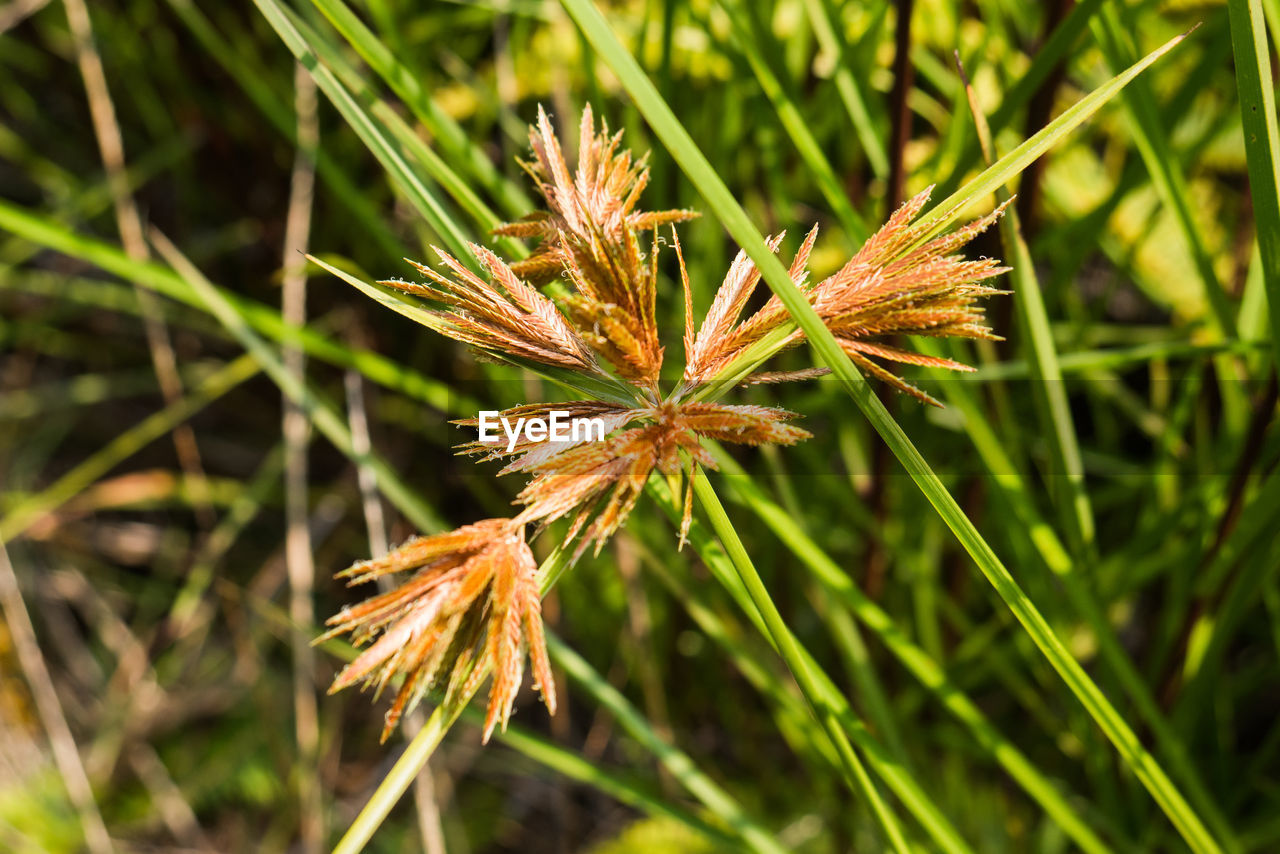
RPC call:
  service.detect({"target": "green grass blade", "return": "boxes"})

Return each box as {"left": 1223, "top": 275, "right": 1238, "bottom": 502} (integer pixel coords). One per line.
{"left": 688, "top": 474, "right": 975, "bottom": 854}
{"left": 960, "top": 69, "right": 1095, "bottom": 553}
{"left": 282, "top": 5, "right": 525, "bottom": 257}
{"left": 548, "top": 634, "right": 789, "bottom": 854}
{"left": 161, "top": 0, "right": 405, "bottom": 261}
{"left": 917, "top": 27, "right": 1194, "bottom": 242}
{"left": 634, "top": 535, "right": 848, "bottom": 779}
{"left": 147, "top": 230, "right": 445, "bottom": 533}
{"left": 332, "top": 703, "right": 461, "bottom": 854}
{"left": 1177, "top": 471, "right": 1280, "bottom": 725}
{"left": 168, "top": 443, "right": 287, "bottom": 631}
{"left": 483, "top": 719, "right": 741, "bottom": 851}
{"left": 915, "top": 339, "right": 1240, "bottom": 849}
{"left": 707, "top": 451, "right": 1114, "bottom": 854}
{"left": 719, "top": 0, "right": 869, "bottom": 242}
{"left": 648, "top": 479, "right": 974, "bottom": 854}
{"left": 252, "top": 0, "right": 474, "bottom": 263}
{"left": 1227, "top": 0, "right": 1280, "bottom": 375}
{"left": 934, "top": 0, "right": 1106, "bottom": 199}
{"left": 800, "top": 0, "right": 888, "bottom": 179}
{"left": 1092, "top": 9, "right": 1236, "bottom": 338}
{"left": 556, "top": 3, "right": 1221, "bottom": 850}
{"left": 689, "top": 473, "right": 911, "bottom": 852}
{"left": 971, "top": 339, "right": 1262, "bottom": 380}
{"left": 0, "top": 201, "right": 467, "bottom": 414}
{"left": 305, "top": 0, "right": 533, "bottom": 218}
{"left": 0, "top": 355, "right": 259, "bottom": 542}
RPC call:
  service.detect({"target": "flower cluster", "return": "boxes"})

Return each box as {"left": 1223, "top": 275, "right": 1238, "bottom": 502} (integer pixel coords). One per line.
{"left": 323, "top": 104, "right": 1007, "bottom": 742}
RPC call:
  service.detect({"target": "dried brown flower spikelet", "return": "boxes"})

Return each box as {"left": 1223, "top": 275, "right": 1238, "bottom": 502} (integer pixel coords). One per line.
{"left": 494, "top": 105, "right": 698, "bottom": 389}
{"left": 453, "top": 401, "right": 637, "bottom": 474}
{"left": 497, "top": 104, "right": 698, "bottom": 282}
{"left": 509, "top": 401, "right": 809, "bottom": 554}
{"left": 380, "top": 242, "right": 599, "bottom": 374}
{"left": 680, "top": 228, "right": 817, "bottom": 387}
{"left": 322, "top": 519, "right": 553, "bottom": 743}
{"left": 678, "top": 188, "right": 1009, "bottom": 405}
{"left": 322, "top": 102, "right": 1008, "bottom": 742}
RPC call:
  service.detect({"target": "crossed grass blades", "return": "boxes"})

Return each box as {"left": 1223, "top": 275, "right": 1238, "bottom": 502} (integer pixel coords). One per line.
{"left": 321, "top": 105, "right": 1009, "bottom": 743}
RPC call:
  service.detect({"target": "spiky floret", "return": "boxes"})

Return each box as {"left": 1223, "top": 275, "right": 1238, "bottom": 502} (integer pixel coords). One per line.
{"left": 497, "top": 104, "right": 698, "bottom": 280}
{"left": 680, "top": 228, "right": 816, "bottom": 387}
{"left": 323, "top": 103, "right": 1009, "bottom": 742}
{"left": 382, "top": 242, "right": 599, "bottom": 374}
{"left": 453, "top": 401, "right": 637, "bottom": 474}
{"left": 321, "top": 519, "right": 553, "bottom": 743}
{"left": 511, "top": 401, "right": 809, "bottom": 555}
{"left": 494, "top": 105, "right": 698, "bottom": 389}
{"left": 677, "top": 188, "right": 1009, "bottom": 404}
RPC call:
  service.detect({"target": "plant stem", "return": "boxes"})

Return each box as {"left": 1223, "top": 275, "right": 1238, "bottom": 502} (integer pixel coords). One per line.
{"left": 691, "top": 470, "right": 913, "bottom": 854}
{"left": 558, "top": 3, "right": 1219, "bottom": 848}
{"left": 331, "top": 704, "right": 459, "bottom": 854}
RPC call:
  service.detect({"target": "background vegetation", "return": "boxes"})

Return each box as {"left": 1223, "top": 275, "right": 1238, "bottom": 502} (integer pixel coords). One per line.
{"left": 1, "top": 0, "right": 1278, "bottom": 852}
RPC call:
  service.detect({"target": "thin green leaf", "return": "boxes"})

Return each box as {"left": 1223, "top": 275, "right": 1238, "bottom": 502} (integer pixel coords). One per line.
{"left": 0, "top": 355, "right": 259, "bottom": 542}
{"left": 148, "top": 229, "right": 445, "bottom": 533}
{"left": 556, "top": 3, "right": 1221, "bottom": 850}
{"left": 1227, "top": 0, "right": 1280, "bottom": 374}
{"left": 307, "top": 0, "right": 533, "bottom": 217}
{"left": 0, "top": 200, "right": 467, "bottom": 415}
{"left": 959, "top": 60, "right": 1095, "bottom": 553}
{"left": 252, "top": 0, "right": 474, "bottom": 263}
{"left": 1092, "top": 9, "right": 1236, "bottom": 337}
{"left": 719, "top": 0, "right": 869, "bottom": 242}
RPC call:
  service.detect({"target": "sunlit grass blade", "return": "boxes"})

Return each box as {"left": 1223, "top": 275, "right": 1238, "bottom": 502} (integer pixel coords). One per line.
{"left": 482, "top": 720, "right": 741, "bottom": 851}
{"left": 958, "top": 60, "right": 1094, "bottom": 553}
{"left": 915, "top": 338, "right": 1240, "bottom": 849}
{"left": 161, "top": 0, "right": 404, "bottom": 261}
{"left": 647, "top": 479, "right": 974, "bottom": 854}
{"left": 548, "top": 634, "right": 789, "bottom": 854}
{"left": 168, "top": 444, "right": 287, "bottom": 632}
{"left": 0, "top": 201, "right": 467, "bottom": 415}
{"left": 281, "top": 5, "right": 525, "bottom": 258}
{"left": 632, "top": 533, "right": 852, "bottom": 780}
{"left": 1092, "top": 9, "right": 1236, "bottom": 338}
{"left": 917, "top": 26, "right": 1196, "bottom": 242}
{"left": 934, "top": 0, "right": 1105, "bottom": 198}
{"left": 706, "top": 449, "right": 1115, "bottom": 854}
{"left": 557, "top": 3, "right": 1222, "bottom": 850}
{"left": 305, "top": 0, "right": 533, "bottom": 218}
{"left": 252, "top": 0, "right": 474, "bottom": 264}
{"left": 1177, "top": 471, "right": 1280, "bottom": 727}
{"left": 0, "top": 354, "right": 259, "bottom": 542}
{"left": 800, "top": 0, "right": 888, "bottom": 179}
{"left": 147, "top": 229, "right": 444, "bottom": 533}
{"left": 971, "top": 339, "right": 1263, "bottom": 380}
{"left": 1227, "top": 0, "right": 1280, "bottom": 375}
{"left": 719, "top": 0, "right": 869, "bottom": 242}
{"left": 690, "top": 473, "right": 912, "bottom": 853}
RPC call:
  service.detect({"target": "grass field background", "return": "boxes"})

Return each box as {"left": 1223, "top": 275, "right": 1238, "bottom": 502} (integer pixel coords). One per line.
{"left": 2, "top": 0, "right": 1279, "bottom": 852}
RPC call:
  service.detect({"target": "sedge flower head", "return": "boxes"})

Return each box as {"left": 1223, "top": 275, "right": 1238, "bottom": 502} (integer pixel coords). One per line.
{"left": 323, "top": 104, "right": 1007, "bottom": 739}
{"left": 322, "top": 519, "right": 552, "bottom": 743}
